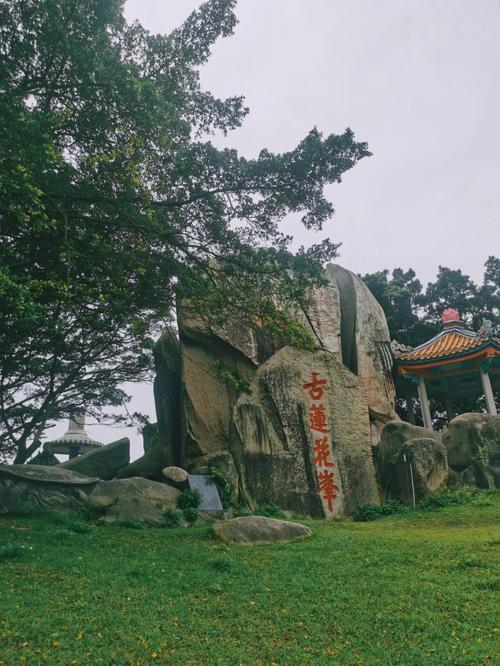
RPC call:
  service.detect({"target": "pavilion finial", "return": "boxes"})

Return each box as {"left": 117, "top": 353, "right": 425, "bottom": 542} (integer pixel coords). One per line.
{"left": 442, "top": 308, "right": 460, "bottom": 324}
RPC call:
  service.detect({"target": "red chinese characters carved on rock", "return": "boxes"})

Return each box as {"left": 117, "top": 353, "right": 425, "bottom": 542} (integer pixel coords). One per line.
{"left": 312, "top": 437, "right": 333, "bottom": 468}
{"left": 318, "top": 469, "right": 340, "bottom": 513}
{"left": 302, "top": 372, "right": 339, "bottom": 512}
{"left": 303, "top": 372, "right": 327, "bottom": 401}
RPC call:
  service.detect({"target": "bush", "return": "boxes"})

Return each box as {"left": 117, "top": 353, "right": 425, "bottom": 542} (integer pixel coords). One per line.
{"left": 255, "top": 503, "right": 286, "bottom": 519}
{"left": 233, "top": 504, "right": 252, "bottom": 517}
{"left": 352, "top": 500, "right": 407, "bottom": 522}
{"left": 177, "top": 489, "right": 202, "bottom": 510}
{"left": 417, "top": 486, "right": 482, "bottom": 511}
{"left": 209, "top": 467, "right": 234, "bottom": 510}
{"left": 182, "top": 507, "right": 199, "bottom": 524}
{"left": 353, "top": 487, "right": 488, "bottom": 522}
{"left": 163, "top": 509, "right": 183, "bottom": 528}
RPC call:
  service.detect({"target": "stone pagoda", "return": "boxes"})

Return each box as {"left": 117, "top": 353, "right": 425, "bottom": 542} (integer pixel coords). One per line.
{"left": 44, "top": 413, "right": 103, "bottom": 459}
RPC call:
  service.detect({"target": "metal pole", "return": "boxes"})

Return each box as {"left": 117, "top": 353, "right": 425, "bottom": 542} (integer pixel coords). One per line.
{"left": 403, "top": 453, "right": 416, "bottom": 508}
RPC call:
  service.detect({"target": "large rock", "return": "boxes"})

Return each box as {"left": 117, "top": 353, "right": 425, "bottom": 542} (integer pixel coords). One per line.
{"left": 0, "top": 464, "right": 98, "bottom": 515}
{"left": 390, "top": 438, "right": 448, "bottom": 502}
{"left": 212, "top": 515, "right": 312, "bottom": 544}
{"left": 58, "top": 438, "right": 130, "bottom": 480}
{"left": 231, "top": 347, "right": 381, "bottom": 518}
{"left": 378, "top": 421, "right": 443, "bottom": 499}
{"left": 98, "top": 499, "right": 167, "bottom": 526}
{"left": 117, "top": 424, "right": 165, "bottom": 480}
{"left": 88, "top": 476, "right": 180, "bottom": 509}
{"left": 444, "top": 413, "right": 500, "bottom": 489}
{"left": 118, "top": 329, "right": 182, "bottom": 479}
{"left": 300, "top": 265, "right": 396, "bottom": 423}
{"left": 159, "top": 263, "right": 397, "bottom": 518}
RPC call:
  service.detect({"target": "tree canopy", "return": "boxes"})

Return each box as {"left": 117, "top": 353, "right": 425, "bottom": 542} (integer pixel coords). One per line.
{"left": 362, "top": 257, "right": 499, "bottom": 348}
{"left": 0, "top": 0, "right": 370, "bottom": 461}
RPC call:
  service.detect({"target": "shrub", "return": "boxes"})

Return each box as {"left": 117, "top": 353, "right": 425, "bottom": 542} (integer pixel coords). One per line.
{"left": 163, "top": 509, "right": 183, "bottom": 528}
{"left": 182, "top": 507, "right": 199, "bottom": 524}
{"left": 233, "top": 504, "right": 252, "bottom": 517}
{"left": 255, "top": 503, "right": 286, "bottom": 519}
{"left": 213, "top": 361, "right": 252, "bottom": 395}
{"left": 352, "top": 500, "right": 406, "bottom": 522}
{"left": 209, "top": 467, "right": 234, "bottom": 510}
{"left": 177, "top": 489, "right": 202, "bottom": 510}
{"left": 417, "top": 486, "right": 482, "bottom": 511}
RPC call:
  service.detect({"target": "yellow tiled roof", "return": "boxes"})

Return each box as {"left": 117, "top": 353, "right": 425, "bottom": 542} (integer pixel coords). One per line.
{"left": 398, "top": 327, "right": 495, "bottom": 363}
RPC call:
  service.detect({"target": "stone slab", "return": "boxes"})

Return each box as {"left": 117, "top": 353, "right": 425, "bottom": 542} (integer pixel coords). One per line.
{"left": 188, "top": 474, "right": 223, "bottom": 514}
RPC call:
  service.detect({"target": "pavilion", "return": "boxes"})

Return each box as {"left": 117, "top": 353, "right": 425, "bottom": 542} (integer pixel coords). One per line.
{"left": 393, "top": 309, "right": 499, "bottom": 430}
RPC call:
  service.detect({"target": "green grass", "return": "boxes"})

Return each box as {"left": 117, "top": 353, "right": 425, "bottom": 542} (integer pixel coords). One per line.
{"left": 0, "top": 498, "right": 498, "bottom": 665}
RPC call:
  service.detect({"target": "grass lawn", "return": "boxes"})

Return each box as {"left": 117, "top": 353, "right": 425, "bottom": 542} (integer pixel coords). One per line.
{"left": 0, "top": 496, "right": 498, "bottom": 665}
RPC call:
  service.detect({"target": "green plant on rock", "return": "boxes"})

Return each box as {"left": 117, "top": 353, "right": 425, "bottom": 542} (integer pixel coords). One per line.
{"left": 213, "top": 361, "right": 252, "bottom": 395}
{"left": 163, "top": 509, "right": 183, "bottom": 528}
{"left": 209, "top": 467, "right": 235, "bottom": 510}
{"left": 233, "top": 503, "right": 252, "bottom": 517}
{"left": 255, "top": 503, "right": 286, "bottom": 519}
{"left": 177, "top": 489, "right": 202, "bottom": 510}
{"left": 182, "top": 507, "right": 199, "bottom": 524}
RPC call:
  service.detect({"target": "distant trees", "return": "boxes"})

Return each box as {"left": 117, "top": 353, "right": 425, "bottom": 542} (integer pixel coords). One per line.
{"left": 362, "top": 257, "right": 499, "bottom": 348}
{"left": 0, "top": 0, "right": 370, "bottom": 461}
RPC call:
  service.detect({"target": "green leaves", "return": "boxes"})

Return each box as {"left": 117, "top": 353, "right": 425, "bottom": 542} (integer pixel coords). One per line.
{"left": 0, "top": 0, "right": 369, "bottom": 461}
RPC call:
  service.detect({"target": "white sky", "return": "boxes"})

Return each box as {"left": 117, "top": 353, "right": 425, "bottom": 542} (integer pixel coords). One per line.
{"left": 48, "top": 0, "right": 500, "bottom": 462}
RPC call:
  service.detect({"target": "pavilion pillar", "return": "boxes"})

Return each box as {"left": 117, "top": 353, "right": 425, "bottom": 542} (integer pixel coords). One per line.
{"left": 417, "top": 377, "right": 433, "bottom": 430}
{"left": 480, "top": 367, "right": 497, "bottom": 415}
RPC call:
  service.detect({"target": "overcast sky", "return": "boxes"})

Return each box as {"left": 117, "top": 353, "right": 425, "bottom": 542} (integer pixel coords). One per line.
{"left": 49, "top": 0, "right": 500, "bottom": 460}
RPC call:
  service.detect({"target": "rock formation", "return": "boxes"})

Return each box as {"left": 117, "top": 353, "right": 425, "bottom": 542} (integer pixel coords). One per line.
{"left": 118, "top": 329, "right": 182, "bottom": 479}
{"left": 58, "top": 437, "right": 130, "bottom": 480}
{"left": 0, "top": 465, "right": 98, "bottom": 515}
{"left": 444, "top": 413, "right": 500, "bottom": 489}
{"left": 153, "top": 263, "right": 397, "bottom": 518}
{"left": 377, "top": 421, "right": 446, "bottom": 501}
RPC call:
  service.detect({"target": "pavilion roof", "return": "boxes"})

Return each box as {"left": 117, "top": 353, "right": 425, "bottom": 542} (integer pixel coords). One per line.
{"left": 395, "top": 325, "right": 500, "bottom": 366}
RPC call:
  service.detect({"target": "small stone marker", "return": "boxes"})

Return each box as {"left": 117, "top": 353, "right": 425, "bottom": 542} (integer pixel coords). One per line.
{"left": 188, "top": 474, "right": 223, "bottom": 515}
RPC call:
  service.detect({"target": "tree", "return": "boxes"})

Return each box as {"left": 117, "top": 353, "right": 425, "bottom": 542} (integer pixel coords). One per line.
{"left": 361, "top": 267, "right": 435, "bottom": 347}
{"left": 363, "top": 258, "right": 499, "bottom": 349}
{"left": 0, "top": 0, "right": 370, "bottom": 461}
{"left": 418, "top": 267, "right": 479, "bottom": 329}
